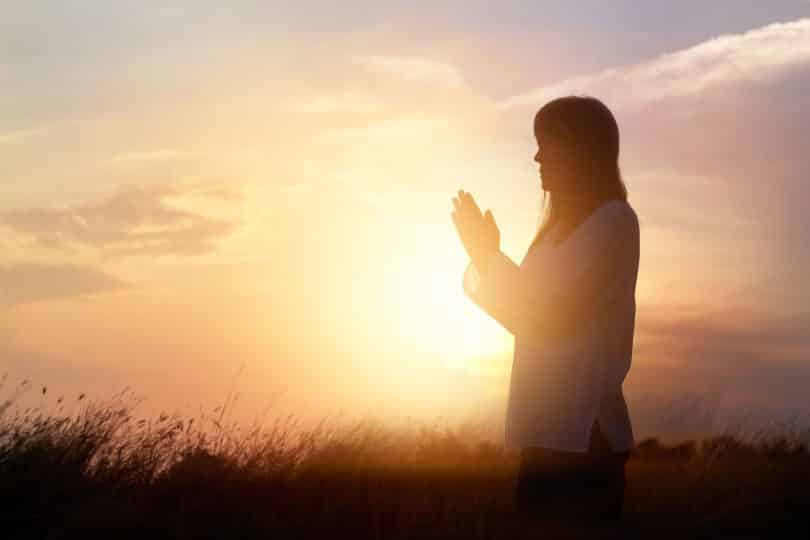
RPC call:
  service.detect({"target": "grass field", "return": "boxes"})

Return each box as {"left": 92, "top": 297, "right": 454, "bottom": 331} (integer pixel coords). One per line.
{"left": 2, "top": 381, "right": 809, "bottom": 539}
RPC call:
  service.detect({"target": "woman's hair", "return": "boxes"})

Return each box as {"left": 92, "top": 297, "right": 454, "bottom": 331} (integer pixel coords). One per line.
{"left": 529, "top": 96, "right": 627, "bottom": 251}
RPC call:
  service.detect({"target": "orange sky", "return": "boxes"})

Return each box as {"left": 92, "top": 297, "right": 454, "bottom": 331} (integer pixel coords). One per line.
{"left": 3, "top": 6, "right": 810, "bottom": 442}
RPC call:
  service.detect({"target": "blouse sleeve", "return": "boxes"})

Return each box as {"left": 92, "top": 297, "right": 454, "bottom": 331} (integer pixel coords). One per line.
{"left": 462, "top": 203, "right": 638, "bottom": 341}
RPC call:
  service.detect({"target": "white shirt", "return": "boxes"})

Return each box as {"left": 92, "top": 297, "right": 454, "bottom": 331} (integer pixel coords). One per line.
{"left": 463, "top": 199, "right": 639, "bottom": 454}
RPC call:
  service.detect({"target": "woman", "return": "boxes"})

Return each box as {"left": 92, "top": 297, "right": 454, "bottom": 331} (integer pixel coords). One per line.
{"left": 450, "top": 96, "right": 639, "bottom": 524}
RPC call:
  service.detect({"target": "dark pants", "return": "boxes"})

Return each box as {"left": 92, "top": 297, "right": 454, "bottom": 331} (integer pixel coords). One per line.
{"left": 514, "top": 420, "right": 631, "bottom": 524}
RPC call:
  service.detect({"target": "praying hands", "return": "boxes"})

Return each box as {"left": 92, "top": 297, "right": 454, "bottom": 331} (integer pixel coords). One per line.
{"left": 451, "top": 190, "right": 500, "bottom": 275}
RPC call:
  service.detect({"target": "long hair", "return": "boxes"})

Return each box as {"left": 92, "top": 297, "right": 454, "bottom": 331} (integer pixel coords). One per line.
{"left": 529, "top": 96, "right": 627, "bottom": 251}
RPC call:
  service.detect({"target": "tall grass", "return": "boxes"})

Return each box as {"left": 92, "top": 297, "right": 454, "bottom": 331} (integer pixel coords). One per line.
{"left": 1, "top": 376, "right": 809, "bottom": 539}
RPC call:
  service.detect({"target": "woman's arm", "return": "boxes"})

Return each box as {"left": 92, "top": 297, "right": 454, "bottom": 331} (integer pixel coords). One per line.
{"left": 462, "top": 204, "right": 638, "bottom": 341}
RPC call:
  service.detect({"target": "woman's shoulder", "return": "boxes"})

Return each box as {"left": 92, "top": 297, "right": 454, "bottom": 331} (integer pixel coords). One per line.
{"left": 595, "top": 199, "right": 636, "bottom": 223}
{"left": 579, "top": 199, "right": 636, "bottom": 236}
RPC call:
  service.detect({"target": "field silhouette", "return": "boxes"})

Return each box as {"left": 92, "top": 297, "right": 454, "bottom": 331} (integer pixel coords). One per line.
{"left": 2, "top": 379, "right": 809, "bottom": 539}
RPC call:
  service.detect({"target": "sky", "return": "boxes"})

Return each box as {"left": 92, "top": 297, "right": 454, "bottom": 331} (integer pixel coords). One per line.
{"left": 3, "top": 1, "right": 810, "bottom": 443}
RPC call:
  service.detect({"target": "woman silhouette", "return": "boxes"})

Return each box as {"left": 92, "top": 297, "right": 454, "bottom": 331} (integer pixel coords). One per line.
{"left": 451, "top": 96, "right": 639, "bottom": 524}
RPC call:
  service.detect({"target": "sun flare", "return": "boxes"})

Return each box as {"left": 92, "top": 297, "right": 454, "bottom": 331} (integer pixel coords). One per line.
{"left": 383, "top": 248, "right": 513, "bottom": 371}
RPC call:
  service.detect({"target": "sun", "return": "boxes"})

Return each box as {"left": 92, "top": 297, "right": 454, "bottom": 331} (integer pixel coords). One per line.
{"left": 382, "top": 245, "right": 513, "bottom": 371}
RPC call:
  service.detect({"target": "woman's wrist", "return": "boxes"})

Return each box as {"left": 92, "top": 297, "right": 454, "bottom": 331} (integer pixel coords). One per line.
{"left": 473, "top": 247, "right": 497, "bottom": 277}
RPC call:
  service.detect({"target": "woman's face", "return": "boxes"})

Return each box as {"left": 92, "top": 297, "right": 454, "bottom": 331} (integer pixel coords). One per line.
{"left": 533, "top": 134, "right": 572, "bottom": 193}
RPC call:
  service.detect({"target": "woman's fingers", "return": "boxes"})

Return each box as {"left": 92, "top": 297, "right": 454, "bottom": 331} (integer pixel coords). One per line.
{"left": 452, "top": 210, "right": 470, "bottom": 239}
{"left": 466, "top": 193, "right": 484, "bottom": 220}
{"left": 485, "top": 209, "right": 495, "bottom": 225}
{"left": 457, "top": 192, "right": 480, "bottom": 221}
{"left": 452, "top": 210, "right": 472, "bottom": 237}
{"left": 454, "top": 190, "right": 487, "bottom": 234}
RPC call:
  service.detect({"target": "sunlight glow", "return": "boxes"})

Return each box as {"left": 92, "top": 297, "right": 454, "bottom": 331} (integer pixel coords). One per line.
{"left": 383, "top": 248, "right": 512, "bottom": 371}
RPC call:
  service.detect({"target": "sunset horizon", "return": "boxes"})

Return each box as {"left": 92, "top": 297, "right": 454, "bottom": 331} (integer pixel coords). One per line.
{"left": 4, "top": 3, "right": 810, "bottom": 447}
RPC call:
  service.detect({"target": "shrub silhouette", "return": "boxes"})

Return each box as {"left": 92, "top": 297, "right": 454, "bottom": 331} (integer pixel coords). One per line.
{"left": 2, "top": 383, "right": 809, "bottom": 539}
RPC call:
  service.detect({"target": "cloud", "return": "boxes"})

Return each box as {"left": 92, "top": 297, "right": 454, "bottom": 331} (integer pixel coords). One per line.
{"left": 183, "top": 184, "right": 245, "bottom": 203}
{"left": 636, "top": 305, "right": 810, "bottom": 365}
{"left": 357, "top": 55, "right": 465, "bottom": 89}
{"left": 0, "top": 262, "right": 126, "bottom": 307}
{"left": 0, "top": 126, "right": 46, "bottom": 144}
{"left": 498, "top": 18, "right": 810, "bottom": 111}
{"left": 624, "top": 304, "right": 810, "bottom": 438}
{"left": 105, "top": 149, "right": 192, "bottom": 167}
{"left": 0, "top": 184, "right": 239, "bottom": 257}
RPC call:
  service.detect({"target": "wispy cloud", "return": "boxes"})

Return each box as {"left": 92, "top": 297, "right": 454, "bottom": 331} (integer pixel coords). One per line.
{"left": 356, "top": 55, "right": 465, "bottom": 89}
{"left": 0, "top": 126, "right": 46, "bottom": 144}
{"left": 637, "top": 305, "right": 810, "bottom": 364}
{"left": 0, "top": 262, "right": 126, "bottom": 307}
{"left": 0, "top": 184, "right": 239, "bottom": 257}
{"left": 629, "top": 303, "right": 810, "bottom": 427}
{"left": 498, "top": 18, "right": 810, "bottom": 110}
{"left": 105, "top": 149, "right": 192, "bottom": 167}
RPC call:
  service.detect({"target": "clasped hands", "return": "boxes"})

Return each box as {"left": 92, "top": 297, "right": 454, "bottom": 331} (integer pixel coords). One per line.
{"left": 451, "top": 190, "right": 500, "bottom": 275}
